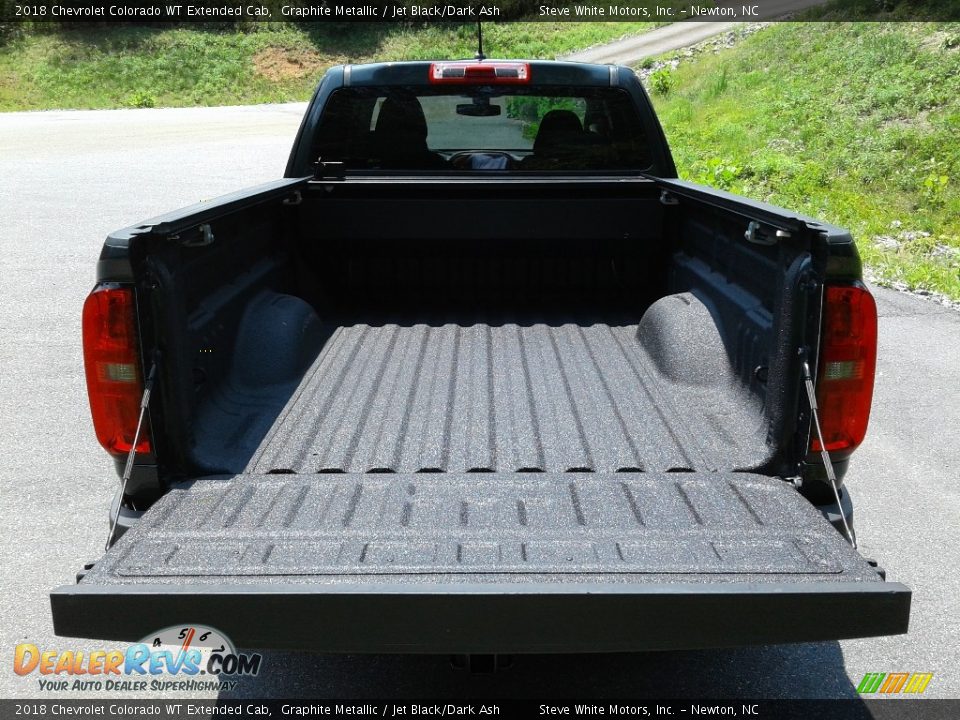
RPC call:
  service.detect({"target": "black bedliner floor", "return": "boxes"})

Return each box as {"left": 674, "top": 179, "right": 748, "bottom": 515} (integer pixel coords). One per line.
{"left": 248, "top": 319, "right": 763, "bottom": 475}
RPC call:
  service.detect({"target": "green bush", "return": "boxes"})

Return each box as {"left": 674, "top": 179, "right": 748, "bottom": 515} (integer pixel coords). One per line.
{"left": 650, "top": 68, "right": 674, "bottom": 95}
{"left": 692, "top": 157, "right": 742, "bottom": 190}
{"left": 127, "top": 90, "right": 156, "bottom": 108}
{"left": 922, "top": 171, "right": 950, "bottom": 206}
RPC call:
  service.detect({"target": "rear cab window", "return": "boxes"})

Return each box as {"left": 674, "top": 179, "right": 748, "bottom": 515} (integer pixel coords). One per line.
{"left": 311, "top": 85, "right": 652, "bottom": 173}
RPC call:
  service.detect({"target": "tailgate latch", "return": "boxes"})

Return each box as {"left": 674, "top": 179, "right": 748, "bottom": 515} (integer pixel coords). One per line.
{"left": 180, "top": 223, "right": 215, "bottom": 248}
{"left": 659, "top": 190, "right": 679, "bottom": 206}
{"left": 745, "top": 221, "right": 792, "bottom": 245}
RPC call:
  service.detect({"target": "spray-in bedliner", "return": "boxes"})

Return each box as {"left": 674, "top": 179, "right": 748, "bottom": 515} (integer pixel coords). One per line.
{"left": 80, "top": 472, "right": 878, "bottom": 585}
{"left": 248, "top": 318, "right": 768, "bottom": 476}
{"left": 54, "top": 472, "right": 909, "bottom": 651}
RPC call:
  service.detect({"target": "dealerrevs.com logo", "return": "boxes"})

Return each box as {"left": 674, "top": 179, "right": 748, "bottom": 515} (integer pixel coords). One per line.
{"left": 14, "top": 625, "right": 263, "bottom": 693}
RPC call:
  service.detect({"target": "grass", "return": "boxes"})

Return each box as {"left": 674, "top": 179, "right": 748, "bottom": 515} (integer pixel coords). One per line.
{"left": 647, "top": 20, "right": 960, "bottom": 301}
{"left": 0, "top": 20, "right": 666, "bottom": 111}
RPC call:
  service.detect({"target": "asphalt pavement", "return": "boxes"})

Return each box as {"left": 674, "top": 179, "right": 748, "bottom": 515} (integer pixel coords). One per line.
{"left": 1, "top": 102, "right": 957, "bottom": 701}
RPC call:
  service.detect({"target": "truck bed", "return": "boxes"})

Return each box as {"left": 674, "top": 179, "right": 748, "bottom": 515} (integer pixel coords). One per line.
{"left": 54, "top": 68, "right": 912, "bottom": 654}
{"left": 247, "top": 316, "right": 766, "bottom": 477}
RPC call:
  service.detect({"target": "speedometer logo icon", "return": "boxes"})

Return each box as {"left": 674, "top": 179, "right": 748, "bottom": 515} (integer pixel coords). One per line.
{"left": 140, "top": 625, "right": 235, "bottom": 674}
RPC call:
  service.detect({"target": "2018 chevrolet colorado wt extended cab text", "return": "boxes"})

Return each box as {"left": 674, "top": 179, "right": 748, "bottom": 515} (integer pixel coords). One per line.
{"left": 52, "top": 59, "right": 911, "bottom": 653}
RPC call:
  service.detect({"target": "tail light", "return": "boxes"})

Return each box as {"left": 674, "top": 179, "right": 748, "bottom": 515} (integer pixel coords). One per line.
{"left": 82, "top": 286, "right": 151, "bottom": 456}
{"left": 429, "top": 62, "right": 530, "bottom": 84}
{"left": 810, "top": 283, "right": 877, "bottom": 460}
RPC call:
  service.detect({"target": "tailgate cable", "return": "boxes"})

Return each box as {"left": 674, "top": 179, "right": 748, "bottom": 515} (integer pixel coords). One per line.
{"left": 801, "top": 359, "right": 857, "bottom": 548}
{"left": 105, "top": 357, "right": 158, "bottom": 551}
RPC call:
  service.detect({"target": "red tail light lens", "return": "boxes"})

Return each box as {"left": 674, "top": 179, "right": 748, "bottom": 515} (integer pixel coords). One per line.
{"left": 811, "top": 284, "right": 877, "bottom": 459}
{"left": 82, "top": 286, "right": 151, "bottom": 456}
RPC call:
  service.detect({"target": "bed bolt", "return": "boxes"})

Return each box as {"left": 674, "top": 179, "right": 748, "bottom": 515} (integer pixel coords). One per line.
{"left": 800, "top": 273, "right": 820, "bottom": 292}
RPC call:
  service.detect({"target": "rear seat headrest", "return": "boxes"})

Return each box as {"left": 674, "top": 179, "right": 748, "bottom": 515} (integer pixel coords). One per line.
{"left": 533, "top": 110, "right": 584, "bottom": 154}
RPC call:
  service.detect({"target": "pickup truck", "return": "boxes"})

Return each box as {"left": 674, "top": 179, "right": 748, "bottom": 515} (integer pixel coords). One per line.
{"left": 52, "top": 59, "right": 910, "bottom": 654}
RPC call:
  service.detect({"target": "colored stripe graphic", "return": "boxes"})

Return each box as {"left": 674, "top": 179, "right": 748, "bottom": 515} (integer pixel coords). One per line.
{"left": 903, "top": 673, "right": 934, "bottom": 694}
{"left": 858, "top": 672, "right": 933, "bottom": 694}
{"left": 880, "top": 672, "right": 910, "bottom": 693}
{"left": 857, "top": 673, "right": 886, "bottom": 694}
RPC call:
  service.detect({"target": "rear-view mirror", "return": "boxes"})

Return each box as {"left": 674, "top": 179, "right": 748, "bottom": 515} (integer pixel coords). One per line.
{"left": 456, "top": 102, "right": 502, "bottom": 117}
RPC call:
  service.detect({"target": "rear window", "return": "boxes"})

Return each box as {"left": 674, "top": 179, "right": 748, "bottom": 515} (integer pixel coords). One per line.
{"left": 310, "top": 86, "right": 652, "bottom": 173}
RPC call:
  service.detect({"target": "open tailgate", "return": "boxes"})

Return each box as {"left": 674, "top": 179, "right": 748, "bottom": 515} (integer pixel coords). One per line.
{"left": 52, "top": 472, "right": 910, "bottom": 652}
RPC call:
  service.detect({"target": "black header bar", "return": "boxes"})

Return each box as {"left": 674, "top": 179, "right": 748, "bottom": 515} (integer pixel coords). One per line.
{"left": 0, "top": 700, "right": 958, "bottom": 720}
